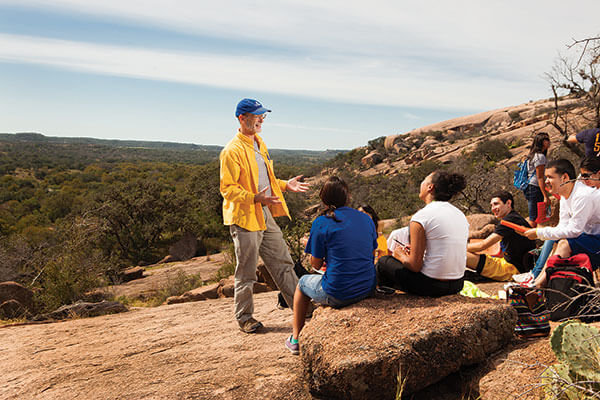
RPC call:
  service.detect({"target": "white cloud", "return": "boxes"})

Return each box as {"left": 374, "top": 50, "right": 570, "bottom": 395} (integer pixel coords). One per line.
{"left": 0, "top": 33, "right": 546, "bottom": 111}
{"left": 1, "top": 1, "right": 599, "bottom": 112}
{"left": 269, "top": 122, "right": 365, "bottom": 134}
{"left": 4, "top": 0, "right": 598, "bottom": 65}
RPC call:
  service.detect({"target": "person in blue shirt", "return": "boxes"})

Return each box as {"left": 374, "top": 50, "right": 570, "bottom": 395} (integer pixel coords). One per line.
{"left": 567, "top": 128, "right": 600, "bottom": 158}
{"left": 285, "top": 176, "right": 377, "bottom": 355}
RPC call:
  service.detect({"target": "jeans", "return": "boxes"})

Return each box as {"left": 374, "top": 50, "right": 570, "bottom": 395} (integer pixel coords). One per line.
{"left": 531, "top": 240, "right": 555, "bottom": 278}
{"left": 523, "top": 184, "right": 543, "bottom": 222}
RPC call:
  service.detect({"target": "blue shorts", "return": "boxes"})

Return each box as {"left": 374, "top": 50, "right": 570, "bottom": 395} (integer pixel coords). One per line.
{"left": 567, "top": 233, "right": 600, "bottom": 269}
{"left": 297, "top": 274, "right": 371, "bottom": 308}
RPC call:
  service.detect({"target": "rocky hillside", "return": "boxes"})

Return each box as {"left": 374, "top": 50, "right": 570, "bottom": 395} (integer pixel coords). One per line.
{"left": 357, "top": 97, "right": 589, "bottom": 177}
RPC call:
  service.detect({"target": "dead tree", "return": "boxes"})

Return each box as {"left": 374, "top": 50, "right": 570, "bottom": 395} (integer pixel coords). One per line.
{"left": 544, "top": 35, "right": 600, "bottom": 156}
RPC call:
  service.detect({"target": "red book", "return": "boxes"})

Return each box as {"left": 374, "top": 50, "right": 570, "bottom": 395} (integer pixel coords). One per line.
{"left": 500, "top": 220, "right": 530, "bottom": 233}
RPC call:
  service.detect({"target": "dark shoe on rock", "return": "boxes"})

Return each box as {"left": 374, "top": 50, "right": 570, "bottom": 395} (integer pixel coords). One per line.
{"left": 238, "top": 317, "right": 263, "bottom": 333}
{"left": 376, "top": 286, "right": 396, "bottom": 295}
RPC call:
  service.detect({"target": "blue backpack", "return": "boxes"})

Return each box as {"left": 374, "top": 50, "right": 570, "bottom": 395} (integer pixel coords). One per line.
{"left": 513, "top": 159, "right": 529, "bottom": 190}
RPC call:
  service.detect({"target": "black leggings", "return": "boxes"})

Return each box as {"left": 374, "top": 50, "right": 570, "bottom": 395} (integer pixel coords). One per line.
{"left": 376, "top": 256, "right": 464, "bottom": 297}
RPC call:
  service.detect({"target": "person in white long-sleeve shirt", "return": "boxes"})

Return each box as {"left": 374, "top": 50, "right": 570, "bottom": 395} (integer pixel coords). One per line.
{"left": 522, "top": 159, "right": 600, "bottom": 287}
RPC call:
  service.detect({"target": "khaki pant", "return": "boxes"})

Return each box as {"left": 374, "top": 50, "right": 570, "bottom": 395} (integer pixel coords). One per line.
{"left": 230, "top": 206, "right": 298, "bottom": 323}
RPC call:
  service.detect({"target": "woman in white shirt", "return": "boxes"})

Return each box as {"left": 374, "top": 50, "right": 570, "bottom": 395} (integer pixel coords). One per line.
{"left": 376, "top": 171, "right": 469, "bottom": 296}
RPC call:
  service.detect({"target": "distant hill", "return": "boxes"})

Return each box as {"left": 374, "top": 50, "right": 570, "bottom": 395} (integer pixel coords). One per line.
{"left": 0, "top": 132, "right": 223, "bottom": 151}
{"left": 0, "top": 132, "right": 346, "bottom": 169}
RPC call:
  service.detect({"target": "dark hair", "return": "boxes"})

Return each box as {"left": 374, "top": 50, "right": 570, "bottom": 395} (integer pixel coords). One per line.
{"left": 527, "top": 132, "right": 550, "bottom": 160}
{"left": 430, "top": 171, "right": 466, "bottom": 201}
{"left": 490, "top": 190, "right": 514, "bottom": 209}
{"left": 580, "top": 156, "right": 600, "bottom": 173}
{"left": 358, "top": 204, "right": 380, "bottom": 231}
{"left": 319, "top": 176, "right": 349, "bottom": 222}
{"left": 546, "top": 159, "right": 576, "bottom": 179}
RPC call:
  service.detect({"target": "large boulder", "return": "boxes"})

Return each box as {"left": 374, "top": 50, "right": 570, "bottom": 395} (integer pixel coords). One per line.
{"left": 0, "top": 299, "right": 30, "bottom": 319}
{"left": 466, "top": 214, "right": 498, "bottom": 232}
{"left": 0, "top": 281, "right": 34, "bottom": 313}
{"left": 300, "top": 294, "right": 516, "bottom": 399}
{"left": 484, "top": 111, "right": 513, "bottom": 130}
{"left": 466, "top": 213, "right": 499, "bottom": 239}
{"left": 165, "top": 282, "right": 220, "bottom": 304}
{"left": 33, "top": 301, "right": 128, "bottom": 321}
{"left": 257, "top": 263, "right": 278, "bottom": 290}
{"left": 117, "top": 266, "right": 145, "bottom": 283}
{"left": 361, "top": 151, "right": 384, "bottom": 167}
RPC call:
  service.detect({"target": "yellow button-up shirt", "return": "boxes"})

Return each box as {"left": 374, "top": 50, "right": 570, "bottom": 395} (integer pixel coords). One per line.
{"left": 220, "top": 131, "right": 290, "bottom": 231}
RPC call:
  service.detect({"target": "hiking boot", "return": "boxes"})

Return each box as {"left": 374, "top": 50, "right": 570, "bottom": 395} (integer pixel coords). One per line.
{"left": 285, "top": 335, "right": 299, "bottom": 355}
{"left": 238, "top": 318, "right": 263, "bottom": 333}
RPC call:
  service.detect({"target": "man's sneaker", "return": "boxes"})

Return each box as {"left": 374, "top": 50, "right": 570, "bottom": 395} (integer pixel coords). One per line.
{"left": 238, "top": 318, "right": 263, "bottom": 333}
{"left": 285, "top": 335, "right": 299, "bottom": 355}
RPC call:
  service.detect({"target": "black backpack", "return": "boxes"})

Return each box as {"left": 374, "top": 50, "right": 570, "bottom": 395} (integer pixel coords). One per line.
{"left": 545, "top": 254, "right": 597, "bottom": 322}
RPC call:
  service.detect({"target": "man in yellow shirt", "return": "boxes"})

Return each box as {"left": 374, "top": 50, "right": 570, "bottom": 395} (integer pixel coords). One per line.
{"left": 220, "top": 98, "right": 308, "bottom": 333}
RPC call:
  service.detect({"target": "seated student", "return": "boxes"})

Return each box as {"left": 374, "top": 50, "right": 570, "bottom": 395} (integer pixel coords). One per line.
{"left": 580, "top": 156, "right": 600, "bottom": 189}
{"left": 522, "top": 159, "right": 600, "bottom": 287}
{"left": 465, "top": 191, "right": 536, "bottom": 281}
{"left": 285, "top": 177, "right": 377, "bottom": 355}
{"left": 358, "top": 204, "right": 388, "bottom": 262}
{"left": 375, "top": 171, "right": 468, "bottom": 297}
{"left": 529, "top": 157, "right": 600, "bottom": 279}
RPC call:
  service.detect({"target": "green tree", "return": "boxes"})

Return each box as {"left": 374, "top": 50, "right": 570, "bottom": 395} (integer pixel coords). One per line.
{"left": 95, "top": 179, "right": 187, "bottom": 265}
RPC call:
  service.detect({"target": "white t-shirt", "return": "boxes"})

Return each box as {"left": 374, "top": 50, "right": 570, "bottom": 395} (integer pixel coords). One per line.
{"left": 410, "top": 201, "right": 469, "bottom": 280}
{"left": 527, "top": 153, "right": 546, "bottom": 187}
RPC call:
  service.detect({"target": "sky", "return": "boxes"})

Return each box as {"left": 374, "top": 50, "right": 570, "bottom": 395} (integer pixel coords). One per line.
{"left": 0, "top": 1, "right": 598, "bottom": 150}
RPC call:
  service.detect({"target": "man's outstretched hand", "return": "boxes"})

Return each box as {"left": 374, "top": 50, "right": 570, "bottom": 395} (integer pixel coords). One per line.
{"left": 254, "top": 187, "right": 282, "bottom": 205}
{"left": 286, "top": 175, "right": 309, "bottom": 192}
{"left": 521, "top": 228, "right": 539, "bottom": 240}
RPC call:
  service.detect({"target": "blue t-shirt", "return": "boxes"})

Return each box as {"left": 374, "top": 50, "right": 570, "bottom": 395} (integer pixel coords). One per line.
{"left": 576, "top": 128, "right": 600, "bottom": 157}
{"left": 305, "top": 207, "right": 377, "bottom": 300}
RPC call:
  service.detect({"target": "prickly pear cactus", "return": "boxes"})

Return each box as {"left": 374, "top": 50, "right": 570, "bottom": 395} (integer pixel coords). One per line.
{"left": 544, "top": 320, "right": 600, "bottom": 399}
{"left": 558, "top": 322, "right": 600, "bottom": 382}
{"left": 541, "top": 363, "right": 578, "bottom": 400}
{"left": 550, "top": 320, "right": 578, "bottom": 361}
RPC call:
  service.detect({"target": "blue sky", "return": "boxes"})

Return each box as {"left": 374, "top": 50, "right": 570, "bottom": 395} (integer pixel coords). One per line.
{"left": 0, "top": 1, "right": 598, "bottom": 150}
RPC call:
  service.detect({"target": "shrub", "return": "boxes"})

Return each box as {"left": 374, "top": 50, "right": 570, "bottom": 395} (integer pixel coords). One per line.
{"left": 470, "top": 139, "right": 512, "bottom": 163}
{"left": 32, "top": 218, "right": 110, "bottom": 313}
{"left": 282, "top": 218, "right": 311, "bottom": 264}
{"left": 508, "top": 111, "right": 523, "bottom": 122}
{"left": 213, "top": 243, "right": 236, "bottom": 281}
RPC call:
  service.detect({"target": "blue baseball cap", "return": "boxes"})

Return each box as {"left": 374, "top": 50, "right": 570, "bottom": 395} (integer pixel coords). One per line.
{"left": 235, "top": 98, "right": 271, "bottom": 117}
